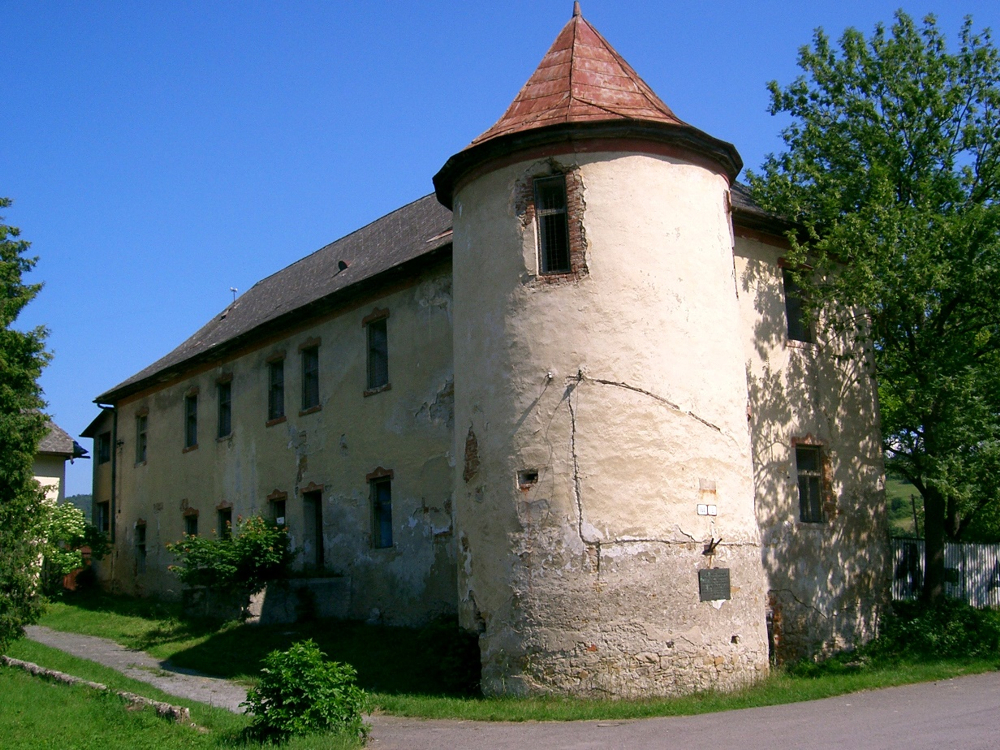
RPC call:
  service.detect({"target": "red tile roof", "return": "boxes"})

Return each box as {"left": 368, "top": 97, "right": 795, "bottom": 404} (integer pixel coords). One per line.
{"left": 434, "top": 7, "right": 742, "bottom": 208}
{"left": 469, "top": 6, "right": 686, "bottom": 148}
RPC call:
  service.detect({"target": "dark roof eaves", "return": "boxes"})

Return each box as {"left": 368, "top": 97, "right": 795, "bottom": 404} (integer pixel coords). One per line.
{"left": 96, "top": 242, "right": 453, "bottom": 405}
{"left": 435, "top": 119, "right": 743, "bottom": 209}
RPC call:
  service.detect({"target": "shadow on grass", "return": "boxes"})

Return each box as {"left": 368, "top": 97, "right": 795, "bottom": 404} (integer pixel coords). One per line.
{"left": 52, "top": 589, "right": 480, "bottom": 698}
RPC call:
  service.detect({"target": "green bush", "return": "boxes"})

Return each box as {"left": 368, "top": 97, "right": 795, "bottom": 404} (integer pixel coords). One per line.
{"left": 873, "top": 599, "right": 1000, "bottom": 660}
{"left": 166, "top": 515, "right": 293, "bottom": 596}
{"left": 40, "top": 503, "right": 109, "bottom": 596}
{"left": 790, "top": 598, "right": 1000, "bottom": 678}
{"left": 241, "top": 639, "right": 371, "bottom": 741}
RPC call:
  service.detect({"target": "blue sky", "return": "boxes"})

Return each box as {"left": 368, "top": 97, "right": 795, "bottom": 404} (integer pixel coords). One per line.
{"left": 5, "top": 1, "right": 999, "bottom": 496}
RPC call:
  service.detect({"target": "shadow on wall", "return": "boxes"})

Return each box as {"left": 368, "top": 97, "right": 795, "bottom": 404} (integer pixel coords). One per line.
{"left": 741, "top": 251, "right": 890, "bottom": 664}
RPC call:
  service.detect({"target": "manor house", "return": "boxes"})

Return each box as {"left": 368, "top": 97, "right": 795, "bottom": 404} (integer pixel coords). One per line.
{"left": 85, "top": 6, "right": 889, "bottom": 697}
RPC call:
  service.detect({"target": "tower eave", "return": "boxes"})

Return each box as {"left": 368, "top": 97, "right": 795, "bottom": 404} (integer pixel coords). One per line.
{"left": 433, "top": 119, "right": 743, "bottom": 209}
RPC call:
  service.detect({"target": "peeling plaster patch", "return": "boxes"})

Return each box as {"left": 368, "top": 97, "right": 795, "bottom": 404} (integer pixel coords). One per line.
{"left": 416, "top": 275, "right": 453, "bottom": 320}
{"left": 416, "top": 377, "right": 455, "bottom": 431}
{"left": 339, "top": 434, "right": 348, "bottom": 456}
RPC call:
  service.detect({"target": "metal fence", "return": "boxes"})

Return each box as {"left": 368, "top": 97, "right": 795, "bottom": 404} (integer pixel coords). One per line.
{"left": 891, "top": 537, "right": 1000, "bottom": 607}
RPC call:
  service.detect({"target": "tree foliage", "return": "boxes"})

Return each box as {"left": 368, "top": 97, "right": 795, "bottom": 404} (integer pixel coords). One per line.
{"left": 166, "top": 515, "right": 294, "bottom": 595}
{"left": 39, "top": 503, "right": 110, "bottom": 595}
{"left": 0, "top": 197, "right": 49, "bottom": 653}
{"left": 750, "top": 13, "right": 1000, "bottom": 601}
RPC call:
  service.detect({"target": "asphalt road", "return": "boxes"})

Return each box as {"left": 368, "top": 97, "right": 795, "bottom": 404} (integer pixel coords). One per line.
{"left": 370, "top": 671, "right": 1000, "bottom": 750}
{"left": 24, "top": 626, "right": 1000, "bottom": 748}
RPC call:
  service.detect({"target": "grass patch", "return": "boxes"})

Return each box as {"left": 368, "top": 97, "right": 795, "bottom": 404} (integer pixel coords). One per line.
{"left": 0, "top": 658, "right": 360, "bottom": 749}
{"left": 35, "top": 590, "right": 1000, "bottom": 723}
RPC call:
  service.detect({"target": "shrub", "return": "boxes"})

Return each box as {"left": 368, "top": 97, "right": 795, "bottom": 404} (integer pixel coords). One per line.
{"left": 241, "top": 639, "right": 371, "bottom": 741}
{"left": 872, "top": 598, "right": 1000, "bottom": 660}
{"left": 166, "top": 515, "right": 293, "bottom": 596}
{"left": 39, "top": 503, "right": 110, "bottom": 596}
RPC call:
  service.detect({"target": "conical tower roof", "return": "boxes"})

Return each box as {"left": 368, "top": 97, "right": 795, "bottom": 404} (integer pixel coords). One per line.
{"left": 434, "top": 5, "right": 741, "bottom": 208}
{"left": 470, "top": 3, "right": 686, "bottom": 146}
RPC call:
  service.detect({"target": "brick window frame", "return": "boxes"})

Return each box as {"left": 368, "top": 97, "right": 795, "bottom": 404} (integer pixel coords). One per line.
{"left": 183, "top": 506, "right": 199, "bottom": 537}
{"left": 267, "top": 489, "right": 288, "bottom": 526}
{"left": 515, "top": 163, "right": 588, "bottom": 284}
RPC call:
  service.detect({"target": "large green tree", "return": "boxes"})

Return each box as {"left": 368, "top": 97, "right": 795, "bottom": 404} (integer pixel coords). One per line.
{"left": 750, "top": 12, "right": 1000, "bottom": 602}
{"left": 0, "top": 197, "right": 49, "bottom": 652}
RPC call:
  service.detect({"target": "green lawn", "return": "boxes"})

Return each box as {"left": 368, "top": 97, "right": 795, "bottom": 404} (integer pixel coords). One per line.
{"left": 31, "top": 590, "right": 1000, "bottom": 723}
{"left": 1, "top": 641, "right": 359, "bottom": 749}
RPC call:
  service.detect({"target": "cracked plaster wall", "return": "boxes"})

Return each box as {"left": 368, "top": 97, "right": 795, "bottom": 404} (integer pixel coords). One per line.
{"left": 735, "top": 233, "right": 890, "bottom": 662}
{"left": 106, "top": 262, "right": 457, "bottom": 626}
{"left": 451, "top": 151, "right": 770, "bottom": 697}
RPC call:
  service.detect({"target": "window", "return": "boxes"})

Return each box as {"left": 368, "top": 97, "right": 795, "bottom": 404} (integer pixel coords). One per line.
{"left": 135, "top": 523, "right": 147, "bottom": 574}
{"left": 783, "top": 268, "right": 813, "bottom": 343}
{"left": 268, "top": 360, "right": 285, "bottom": 421}
{"left": 184, "top": 393, "right": 198, "bottom": 449}
{"left": 535, "top": 175, "right": 570, "bottom": 274}
{"left": 367, "top": 317, "right": 389, "bottom": 391}
{"left": 371, "top": 477, "right": 393, "bottom": 548}
{"left": 269, "top": 493, "right": 287, "bottom": 526}
{"left": 217, "top": 381, "right": 232, "bottom": 438}
{"left": 96, "top": 501, "right": 110, "bottom": 533}
{"left": 302, "top": 490, "right": 324, "bottom": 569}
{"left": 796, "top": 445, "right": 824, "bottom": 523}
{"left": 97, "top": 432, "right": 111, "bottom": 464}
{"left": 217, "top": 507, "right": 232, "bottom": 540}
{"left": 135, "top": 414, "right": 148, "bottom": 464}
{"left": 184, "top": 512, "right": 199, "bottom": 537}
{"left": 301, "top": 346, "right": 319, "bottom": 411}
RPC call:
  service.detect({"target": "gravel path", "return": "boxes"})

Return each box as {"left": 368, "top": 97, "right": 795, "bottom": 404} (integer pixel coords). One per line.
{"left": 25, "top": 625, "right": 248, "bottom": 712}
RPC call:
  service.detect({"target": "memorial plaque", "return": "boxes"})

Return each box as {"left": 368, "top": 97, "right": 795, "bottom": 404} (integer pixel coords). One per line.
{"left": 699, "top": 568, "right": 731, "bottom": 601}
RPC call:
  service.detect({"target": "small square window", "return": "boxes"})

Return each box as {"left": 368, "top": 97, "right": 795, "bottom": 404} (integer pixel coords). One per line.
{"left": 184, "top": 513, "right": 199, "bottom": 537}
{"left": 135, "top": 415, "right": 148, "bottom": 464}
{"left": 371, "top": 477, "right": 393, "bottom": 548}
{"left": 796, "top": 445, "right": 824, "bottom": 523}
{"left": 301, "top": 347, "right": 320, "bottom": 411}
{"left": 783, "top": 268, "right": 813, "bottom": 343}
{"left": 97, "top": 432, "right": 112, "bottom": 464}
{"left": 367, "top": 318, "right": 389, "bottom": 391}
{"left": 184, "top": 394, "right": 198, "bottom": 449}
{"left": 217, "top": 381, "right": 232, "bottom": 438}
{"left": 535, "top": 175, "right": 571, "bottom": 274}
{"left": 268, "top": 360, "right": 285, "bottom": 421}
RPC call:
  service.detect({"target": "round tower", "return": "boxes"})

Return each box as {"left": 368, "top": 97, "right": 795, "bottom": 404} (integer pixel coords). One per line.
{"left": 435, "top": 6, "right": 769, "bottom": 697}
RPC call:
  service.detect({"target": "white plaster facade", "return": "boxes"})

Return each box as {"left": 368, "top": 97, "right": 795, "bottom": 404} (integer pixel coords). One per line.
{"left": 86, "top": 9, "right": 888, "bottom": 697}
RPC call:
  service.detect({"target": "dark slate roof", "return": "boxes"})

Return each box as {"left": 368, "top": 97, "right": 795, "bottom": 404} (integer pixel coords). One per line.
{"left": 98, "top": 194, "right": 453, "bottom": 403}
{"left": 40, "top": 420, "right": 88, "bottom": 459}
{"left": 730, "top": 182, "right": 794, "bottom": 234}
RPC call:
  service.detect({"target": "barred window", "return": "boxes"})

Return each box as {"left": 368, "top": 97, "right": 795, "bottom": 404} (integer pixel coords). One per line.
{"left": 371, "top": 477, "right": 393, "bottom": 548}
{"left": 184, "top": 394, "right": 198, "bottom": 449}
{"left": 136, "top": 415, "right": 148, "bottom": 464}
{"left": 367, "top": 318, "right": 389, "bottom": 391}
{"left": 217, "top": 381, "right": 232, "bottom": 438}
{"left": 301, "top": 347, "right": 320, "bottom": 411}
{"left": 268, "top": 360, "right": 284, "bottom": 421}
{"left": 796, "top": 445, "right": 824, "bottom": 523}
{"left": 534, "top": 175, "right": 570, "bottom": 274}
{"left": 783, "top": 268, "right": 813, "bottom": 343}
